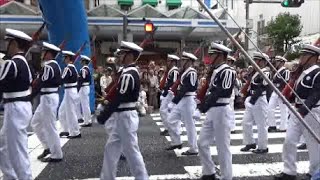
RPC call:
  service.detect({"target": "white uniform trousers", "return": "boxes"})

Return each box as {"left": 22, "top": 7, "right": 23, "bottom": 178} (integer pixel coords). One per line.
{"left": 198, "top": 105, "right": 233, "bottom": 180}
{"left": 229, "top": 96, "right": 236, "bottom": 131}
{"left": 167, "top": 96, "right": 198, "bottom": 153}
{"left": 58, "top": 88, "right": 80, "bottom": 136}
{"left": 267, "top": 92, "right": 288, "bottom": 130}
{"left": 0, "top": 101, "right": 32, "bottom": 180}
{"left": 79, "top": 86, "right": 91, "bottom": 125}
{"left": 282, "top": 107, "right": 320, "bottom": 176}
{"left": 31, "top": 93, "right": 63, "bottom": 159}
{"left": 242, "top": 96, "right": 268, "bottom": 149}
{"left": 100, "top": 110, "right": 148, "bottom": 180}
{"left": 159, "top": 93, "right": 174, "bottom": 130}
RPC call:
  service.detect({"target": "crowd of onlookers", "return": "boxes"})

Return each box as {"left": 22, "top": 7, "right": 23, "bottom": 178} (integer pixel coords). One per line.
{"left": 93, "top": 58, "right": 298, "bottom": 115}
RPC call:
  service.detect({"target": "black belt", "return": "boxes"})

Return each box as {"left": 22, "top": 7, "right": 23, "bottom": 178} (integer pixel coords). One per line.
{"left": 209, "top": 103, "right": 229, "bottom": 108}
{"left": 115, "top": 107, "right": 136, "bottom": 112}
{"left": 65, "top": 86, "right": 77, "bottom": 89}
{"left": 40, "top": 91, "right": 58, "bottom": 95}
{"left": 3, "top": 96, "right": 31, "bottom": 104}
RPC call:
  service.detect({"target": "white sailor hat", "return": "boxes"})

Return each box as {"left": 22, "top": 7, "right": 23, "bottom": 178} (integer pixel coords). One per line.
{"left": 119, "top": 41, "right": 143, "bottom": 53}
{"left": 5, "top": 28, "right": 32, "bottom": 42}
{"left": 62, "top": 50, "right": 75, "bottom": 56}
{"left": 42, "top": 42, "right": 61, "bottom": 52}
{"left": 80, "top": 55, "right": 91, "bottom": 61}
{"left": 107, "top": 57, "right": 116, "bottom": 64}
{"left": 299, "top": 44, "right": 320, "bottom": 55}
{"left": 182, "top": 51, "right": 197, "bottom": 61}
{"left": 275, "top": 56, "right": 287, "bottom": 62}
{"left": 208, "top": 42, "right": 232, "bottom": 54}
{"left": 227, "top": 55, "right": 236, "bottom": 62}
{"left": 167, "top": 54, "right": 180, "bottom": 61}
{"left": 0, "top": 53, "right": 5, "bottom": 60}
{"left": 253, "top": 52, "right": 270, "bottom": 61}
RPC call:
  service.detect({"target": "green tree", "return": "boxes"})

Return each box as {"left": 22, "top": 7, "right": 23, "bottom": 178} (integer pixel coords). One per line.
{"left": 266, "top": 12, "right": 302, "bottom": 56}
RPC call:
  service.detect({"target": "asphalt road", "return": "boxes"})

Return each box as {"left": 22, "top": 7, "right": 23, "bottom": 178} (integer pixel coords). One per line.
{"left": 0, "top": 109, "right": 311, "bottom": 180}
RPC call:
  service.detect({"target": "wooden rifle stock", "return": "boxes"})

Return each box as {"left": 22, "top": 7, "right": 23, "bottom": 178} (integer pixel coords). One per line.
{"left": 281, "top": 65, "right": 303, "bottom": 100}
{"left": 240, "top": 71, "right": 255, "bottom": 97}
{"left": 32, "top": 22, "right": 46, "bottom": 41}
{"left": 196, "top": 67, "right": 214, "bottom": 103}
{"left": 170, "top": 78, "right": 181, "bottom": 96}
{"left": 159, "top": 70, "right": 169, "bottom": 90}
{"left": 73, "top": 42, "right": 87, "bottom": 62}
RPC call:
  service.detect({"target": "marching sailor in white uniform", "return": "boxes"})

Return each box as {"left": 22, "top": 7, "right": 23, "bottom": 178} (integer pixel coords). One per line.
{"left": 0, "top": 28, "right": 33, "bottom": 180}
{"left": 31, "top": 42, "right": 63, "bottom": 162}
{"left": 241, "top": 52, "right": 270, "bottom": 154}
{"left": 159, "top": 54, "right": 180, "bottom": 136}
{"left": 98, "top": 41, "right": 148, "bottom": 180}
{"left": 78, "top": 55, "right": 92, "bottom": 127}
{"left": 166, "top": 51, "right": 199, "bottom": 156}
{"left": 267, "top": 56, "right": 290, "bottom": 132}
{"left": 198, "top": 43, "right": 235, "bottom": 180}
{"left": 275, "top": 44, "right": 320, "bottom": 180}
{"left": 58, "top": 51, "right": 81, "bottom": 139}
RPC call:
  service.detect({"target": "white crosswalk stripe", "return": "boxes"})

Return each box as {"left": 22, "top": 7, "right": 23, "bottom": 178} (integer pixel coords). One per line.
{"left": 149, "top": 109, "right": 309, "bottom": 179}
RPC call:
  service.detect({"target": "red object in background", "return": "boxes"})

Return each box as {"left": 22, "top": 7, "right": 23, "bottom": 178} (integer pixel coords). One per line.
{"left": 0, "top": 0, "right": 11, "bottom": 6}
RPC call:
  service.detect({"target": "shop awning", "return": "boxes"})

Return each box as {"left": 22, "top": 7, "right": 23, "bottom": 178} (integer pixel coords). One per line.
{"left": 142, "top": 0, "right": 158, "bottom": 7}
{"left": 166, "top": 0, "right": 182, "bottom": 8}
{"left": 118, "top": 0, "right": 134, "bottom": 6}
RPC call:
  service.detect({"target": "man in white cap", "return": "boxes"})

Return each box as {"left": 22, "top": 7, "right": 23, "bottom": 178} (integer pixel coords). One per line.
{"left": 0, "top": 28, "right": 33, "bottom": 180}
{"left": 31, "top": 42, "right": 63, "bottom": 162}
{"left": 226, "top": 55, "right": 237, "bottom": 134}
{"left": 275, "top": 44, "right": 320, "bottom": 180}
{"left": 58, "top": 50, "right": 81, "bottom": 139}
{"left": 166, "top": 51, "right": 199, "bottom": 156}
{"left": 78, "top": 55, "right": 92, "bottom": 127}
{"left": 159, "top": 54, "right": 180, "bottom": 136}
{"left": 241, "top": 52, "right": 270, "bottom": 154}
{"left": 197, "top": 43, "right": 235, "bottom": 180}
{"left": 98, "top": 41, "right": 148, "bottom": 180}
{"left": 267, "top": 56, "right": 290, "bottom": 133}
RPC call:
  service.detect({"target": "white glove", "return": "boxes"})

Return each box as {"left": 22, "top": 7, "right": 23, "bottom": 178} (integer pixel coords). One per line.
{"left": 195, "top": 98, "right": 201, "bottom": 105}
{"left": 103, "top": 100, "right": 109, "bottom": 105}
{"left": 167, "top": 102, "right": 175, "bottom": 113}
{"left": 160, "top": 95, "right": 164, "bottom": 101}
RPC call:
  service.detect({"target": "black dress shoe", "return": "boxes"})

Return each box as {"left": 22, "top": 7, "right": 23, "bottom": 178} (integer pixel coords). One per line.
{"left": 268, "top": 126, "right": 278, "bottom": 133}
{"left": 274, "top": 172, "right": 297, "bottom": 180}
{"left": 165, "top": 144, "right": 182, "bottom": 151}
{"left": 200, "top": 174, "right": 217, "bottom": 180}
{"left": 81, "top": 123, "right": 92, "bottom": 127}
{"left": 78, "top": 119, "right": 84, "bottom": 123}
{"left": 276, "top": 129, "right": 286, "bottom": 132}
{"left": 41, "top": 157, "right": 63, "bottom": 163}
{"left": 240, "top": 143, "right": 257, "bottom": 152}
{"left": 59, "top": 132, "right": 69, "bottom": 137}
{"left": 37, "top": 149, "right": 50, "bottom": 160}
{"left": 181, "top": 150, "right": 198, "bottom": 156}
{"left": 297, "top": 143, "right": 307, "bottom": 150}
{"left": 252, "top": 148, "right": 268, "bottom": 154}
{"left": 160, "top": 130, "right": 169, "bottom": 136}
{"left": 301, "top": 173, "right": 312, "bottom": 180}
{"left": 67, "top": 134, "right": 82, "bottom": 139}
{"left": 230, "top": 130, "right": 236, "bottom": 134}
{"left": 120, "top": 154, "right": 126, "bottom": 160}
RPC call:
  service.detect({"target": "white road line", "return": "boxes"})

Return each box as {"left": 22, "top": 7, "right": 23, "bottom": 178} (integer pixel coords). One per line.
{"left": 184, "top": 161, "right": 309, "bottom": 178}
{"left": 173, "top": 144, "right": 307, "bottom": 157}
{"left": 75, "top": 174, "right": 191, "bottom": 180}
{"left": 165, "top": 132, "right": 286, "bottom": 142}
{"left": 152, "top": 114, "right": 281, "bottom": 122}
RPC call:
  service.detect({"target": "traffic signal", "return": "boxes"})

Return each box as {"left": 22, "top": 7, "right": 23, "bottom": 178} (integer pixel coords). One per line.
{"left": 281, "top": 0, "right": 304, "bottom": 7}
{"left": 144, "top": 22, "right": 155, "bottom": 33}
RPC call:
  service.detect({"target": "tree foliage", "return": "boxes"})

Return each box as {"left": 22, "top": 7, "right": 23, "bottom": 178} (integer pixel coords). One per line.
{"left": 266, "top": 12, "right": 302, "bottom": 55}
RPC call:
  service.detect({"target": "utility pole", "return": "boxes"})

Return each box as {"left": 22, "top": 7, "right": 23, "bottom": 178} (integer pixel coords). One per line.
{"left": 245, "top": 0, "right": 250, "bottom": 52}
{"left": 123, "top": 11, "right": 128, "bottom": 41}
